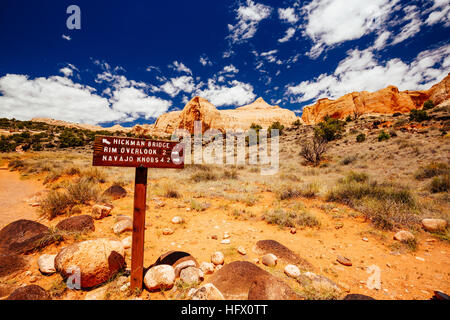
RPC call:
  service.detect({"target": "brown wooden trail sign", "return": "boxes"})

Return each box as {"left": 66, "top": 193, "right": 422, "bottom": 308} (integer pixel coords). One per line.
{"left": 93, "top": 136, "right": 184, "bottom": 291}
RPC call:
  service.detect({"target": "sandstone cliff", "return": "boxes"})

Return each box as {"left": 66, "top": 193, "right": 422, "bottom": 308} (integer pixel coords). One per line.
{"left": 132, "top": 97, "right": 299, "bottom": 136}
{"left": 301, "top": 73, "right": 450, "bottom": 125}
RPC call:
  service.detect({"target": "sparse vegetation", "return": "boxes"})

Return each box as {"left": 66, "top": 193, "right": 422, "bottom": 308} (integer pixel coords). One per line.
{"left": 356, "top": 133, "right": 366, "bottom": 143}
{"left": 314, "top": 116, "right": 346, "bottom": 141}
{"left": 409, "top": 109, "right": 429, "bottom": 122}
{"left": 300, "top": 136, "right": 328, "bottom": 166}
{"left": 423, "top": 100, "right": 435, "bottom": 110}
{"left": 429, "top": 174, "right": 450, "bottom": 193}
{"left": 414, "top": 162, "right": 449, "bottom": 180}
{"left": 263, "top": 208, "right": 319, "bottom": 228}
{"left": 377, "top": 130, "right": 390, "bottom": 142}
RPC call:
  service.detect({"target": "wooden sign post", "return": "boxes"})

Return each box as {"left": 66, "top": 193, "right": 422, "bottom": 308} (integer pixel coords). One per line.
{"left": 93, "top": 136, "right": 184, "bottom": 291}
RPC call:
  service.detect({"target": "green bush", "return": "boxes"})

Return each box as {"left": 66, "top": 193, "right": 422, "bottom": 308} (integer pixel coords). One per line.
{"left": 292, "top": 119, "right": 302, "bottom": 127}
{"left": 345, "top": 115, "right": 352, "bottom": 122}
{"left": 378, "top": 131, "right": 390, "bottom": 142}
{"left": 422, "top": 100, "right": 435, "bottom": 110}
{"left": 314, "top": 116, "right": 345, "bottom": 141}
{"left": 356, "top": 133, "right": 366, "bottom": 143}
{"left": 429, "top": 175, "right": 449, "bottom": 193}
{"left": 268, "top": 121, "right": 285, "bottom": 136}
{"left": 409, "top": 109, "right": 429, "bottom": 122}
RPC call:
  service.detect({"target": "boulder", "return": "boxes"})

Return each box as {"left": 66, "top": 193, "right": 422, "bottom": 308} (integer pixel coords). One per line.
{"left": 103, "top": 185, "right": 127, "bottom": 200}
{"left": 174, "top": 260, "right": 197, "bottom": 277}
{"left": 171, "top": 216, "right": 184, "bottom": 224}
{"left": 209, "top": 261, "right": 298, "bottom": 300}
{"left": 37, "top": 254, "right": 57, "bottom": 274}
{"left": 337, "top": 255, "right": 352, "bottom": 266}
{"left": 191, "top": 283, "right": 224, "bottom": 300}
{"left": 262, "top": 254, "right": 277, "bottom": 267}
{"left": 211, "top": 251, "right": 224, "bottom": 265}
{"left": 254, "top": 240, "right": 312, "bottom": 270}
{"left": 237, "top": 246, "right": 246, "bottom": 255}
{"left": 343, "top": 294, "right": 376, "bottom": 300}
{"left": 7, "top": 285, "right": 52, "bottom": 300}
{"left": 0, "top": 219, "right": 51, "bottom": 254}
{"left": 113, "top": 219, "right": 133, "bottom": 234}
{"left": 144, "top": 265, "right": 175, "bottom": 291}
{"left": 0, "top": 253, "right": 28, "bottom": 277}
{"left": 84, "top": 286, "right": 108, "bottom": 300}
{"left": 55, "top": 215, "right": 95, "bottom": 233}
{"left": 180, "top": 267, "right": 204, "bottom": 285}
{"left": 394, "top": 230, "right": 415, "bottom": 242}
{"left": 54, "top": 238, "right": 125, "bottom": 288}
{"left": 422, "top": 219, "right": 447, "bottom": 232}
{"left": 151, "top": 251, "right": 199, "bottom": 271}
{"left": 91, "top": 204, "right": 113, "bottom": 220}
{"left": 248, "top": 276, "right": 302, "bottom": 300}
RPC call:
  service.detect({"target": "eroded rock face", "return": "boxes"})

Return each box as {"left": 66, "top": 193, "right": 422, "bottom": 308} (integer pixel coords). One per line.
{"left": 7, "top": 285, "right": 52, "bottom": 300}
{"left": 54, "top": 239, "right": 125, "bottom": 288}
{"left": 301, "top": 74, "right": 450, "bottom": 125}
{"left": 56, "top": 215, "right": 95, "bottom": 233}
{"left": 130, "top": 97, "right": 299, "bottom": 136}
{"left": 0, "top": 219, "right": 50, "bottom": 254}
{"left": 254, "top": 240, "right": 312, "bottom": 270}
{"left": 209, "top": 261, "right": 298, "bottom": 300}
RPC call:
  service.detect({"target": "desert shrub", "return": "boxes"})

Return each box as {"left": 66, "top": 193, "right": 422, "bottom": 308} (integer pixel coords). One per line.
{"left": 40, "top": 190, "right": 73, "bottom": 218}
{"left": 276, "top": 184, "right": 301, "bottom": 200}
{"left": 314, "top": 116, "right": 345, "bottom": 141}
{"left": 81, "top": 167, "right": 107, "bottom": 183}
{"left": 64, "top": 166, "right": 81, "bottom": 176}
{"left": 263, "top": 208, "right": 319, "bottom": 228}
{"left": 377, "top": 131, "right": 390, "bottom": 142}
{"left": 8, "top": 159, "right": 24, "bottom": 170}
{"left": 409, "top": 109, "right": 429, "bottom": 122}
{"left": 423, "top": 100, "right": 435, "bottom": 110}
{"left": 43, "top": 170, "right": 63, "bottom": 185}
{"left": 292, "top": 119, "right": 302, "bottom": 127}
{"left": 326, "top": 173, "right": 419, "bottom": 230}
{"left": 392, "top": 112, "right": 402, "bottom": 117}
{"left": 340, "top": 155, "right": 357, "bottom": 165}
{"left": 345, "top": 115, "right": 352, "bottom": 122}
{"left": 223, "top": 168, "right": 239, "bottom": 179}
{"left": 356, "top": 133, "right": 366, "bottom": 143}
{"left": 300, "top": 136, "right": 327, "bottom": 166}
{"left": 344, "top": 171, "right": 369, "bottom": 183}
{"left": 0, "top": 136, "right": 16, "bottom": 152}
{"left": 190, "top": 170, "right": 218, "bottom": 182}
{"left": 429, "top": 175, "right": 450, "bottom": 193}
{"left": 162, "top": 183, "right": 181, "bottom": 198}
{"left": 414, "top": 162, "right": 449, "bottom": 180}
{"left": 66, "top": 177, "right": 100, "bottom": 204}
{"left": 268, "top": 121, "right": 285, "bottom": 136}
{"left": 388, "top": 130, "right": 397, "bottom": 138}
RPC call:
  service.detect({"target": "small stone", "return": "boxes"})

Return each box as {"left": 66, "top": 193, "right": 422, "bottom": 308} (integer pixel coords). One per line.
{"left": 338, "top": 282, "right": 351, "bottom": 293}
{"left": 191, "top": 283, "right": 224, "bottom": 300}
{"left": 113, "top": 219, "right": 133, "bottom": 234}
{"left": 415, "top": 256, "right": 425, "bottom": 262}
{"left": 162, "top": 228, "right": 174, "bottom": 235}
{"left": 211, "top": 235, "right": 218, "bottom": 240}
{"left": 122, "top": 236, "right": 132, "bottom": 250}
{"left": 261, "top": 253, "right": 277, "bottom": 267}
{"left": 29, "top": 276, "right": 37, "bottom": 283}
{"left": 252, "top": 258, "right": 259, "bottom": 264}
{"left": 335, "top": 222, "right": 344, "bottom": 229}
{"left": 214, "top": 264, "right": 223, "bottom": 272}
{"left": 144, "top": 265, "right": 175, "bottom": 291}
{"left": 180, "top": 267, "right": 204, "bottom": 285}
{"left": 37, "top": 254, "right": 56, "bottom": 275}
{"left": 171, "top": 216, "right": 183, "bottom": 224}
{"left": 84, "top": 286, "right": 108, "bottom": 300}
{"left": 422, "top": 219, "right": 447, "bottom": 232}
{"left": 290, "top": 228, "right": 296, "bottom": 234}
{"left": 221, "top": 239, "right": 230, "bottom": 244}
{"left": 91, "top": 204, "right": 113, "bottom": 220}
{"left": 284, "top": 264, "right": 300, "bottom": 278}
{"left": 362, "top": 237, "right": 369, "bottom": 242}
{"left": 199, "top": 262, "right": 215, "bottom": 275}
{"left": 394, "top": 230, "right": 415, "bottom": 242}
{"left": 223, "top": 233, "right": 230, "bottom": 239}
{"left": 211, "top": 252, "right": 224, "bottom": 265}
{"left": 337, "top": 255, "right": 352, "bottom": 266}
{"left": 237, "top": 246, "right": 246, "bottom": 255}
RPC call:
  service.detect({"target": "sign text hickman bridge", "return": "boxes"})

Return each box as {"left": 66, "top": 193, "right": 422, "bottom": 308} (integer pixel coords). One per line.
{"left": 93, "top": 136, "right": 184, "bottom": 169}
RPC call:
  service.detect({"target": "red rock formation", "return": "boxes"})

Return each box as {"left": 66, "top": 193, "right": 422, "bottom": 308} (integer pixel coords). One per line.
{"left": 301, "top": 73, "right": 449, "bottom": 125}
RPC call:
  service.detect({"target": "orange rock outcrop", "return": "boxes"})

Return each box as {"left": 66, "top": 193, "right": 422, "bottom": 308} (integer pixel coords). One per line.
{"left": 301, "top": 73, "right": 450, "bottom": 125}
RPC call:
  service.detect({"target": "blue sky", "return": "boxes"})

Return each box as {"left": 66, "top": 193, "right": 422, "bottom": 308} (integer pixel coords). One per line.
{"left": 0, "top": 0, "right": 449, "bottom": 127}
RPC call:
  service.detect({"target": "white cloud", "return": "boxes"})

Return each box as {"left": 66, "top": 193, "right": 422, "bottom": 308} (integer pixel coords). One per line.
{"left": 196, "top": 79, "right": 256, "bottom": 106}
{"left": 372, "top": 31, "right": 391, "bottom": 50}
{"left": 220, "top": 64, "right": 239, "bottom": 75}
{"left": 0, "top": 74, "right": 120, "bottom": 124}
{"left": 227, "top": 0, "right": 272, "bottom": 43}
{"left": 286, "top": 43, "right": 450, "bottom": 103}
{"left": 425, "top": 0, "right": 450, "bottom": 26}
{"left": 110, "top": 87, "right": 171, "bottom": 120}
{"left": 62, "top": 34, "right": 71, "bottom": 41}
{"left": 160, "top": 76, "right": 196, "bottom": 97}
{"left": 302, "top": 0, "right": 398, "bottom": 58}
{"left": 169, "top": 61, "right": 192, "bottom": 75}
{"left": 278, "top": 8, "right": 299, "bottom": 24}
{"left": 199, "top": 55, "right": 213, "bottom": 66}
{"left": 59, "top": 68, "right": 73, "bottom": 77}
{"left": 391, "top": 6, "right": 422, "bottom": 45}
{"left": 278, "top": 27, "right": 296, "bottom": 43}
{"left": 260, "top": 50, "right": 280, "bottom": 63}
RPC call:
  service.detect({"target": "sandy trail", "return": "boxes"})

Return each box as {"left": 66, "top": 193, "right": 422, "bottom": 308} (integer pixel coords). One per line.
{"left": 0, "top": 167, "right": 43, "bottom": 228}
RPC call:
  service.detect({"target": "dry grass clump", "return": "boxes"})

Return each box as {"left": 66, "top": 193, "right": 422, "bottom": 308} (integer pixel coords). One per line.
{"left": 326, "top": 172, "right": 420, "bottom": 230}
{"left": 275, "top": 182, "right": 320, "bottom": 200}
{"left": 40, "top": 177, "right": 100, "bottom": 219}
{"left": 414, "top": 162, "right": 449, "bottom": 180}
{"left": 263, "top": 208, "right": 320, "bottom": 228}
{"left": 429, "top": 174, "right": 450, "bottom": 193}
